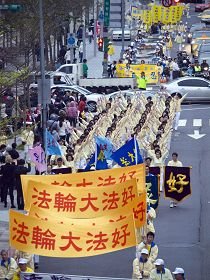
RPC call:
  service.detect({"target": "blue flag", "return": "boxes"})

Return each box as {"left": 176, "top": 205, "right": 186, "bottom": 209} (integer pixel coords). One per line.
{"left": 146, "top": 175, "right": 159, "bottom": 209}
{"left": 111, "top": 138, "right": 143, "bottom": 167}
{"left": 46, "top": 130, "right": 62, "bottom": 156}
{"left": 95, "top": 136, "right": 114, "bottom": 160}
{"left": 85, "top": 144, "right": 108, "bottom": 171}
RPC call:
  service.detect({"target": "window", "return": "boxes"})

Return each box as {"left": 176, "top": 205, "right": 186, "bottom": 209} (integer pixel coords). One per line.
{"left": 59, "top": 66, "right": 73, "bottom": 74}
{"left": 178, "top": 79, "right": 209, "bottom": 87}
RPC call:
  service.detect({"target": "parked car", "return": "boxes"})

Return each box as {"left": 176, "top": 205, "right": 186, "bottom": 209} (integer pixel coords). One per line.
{"left": 164, "top": 77, "right": 210, "bottom": 103}
{"left": 198, "top": 43, "right": 210, "bottom": 54}
{"left": 195, "top": 3, "right": 210, "bottom": 12}
{"left": 198, "top": 9, "right": 210, "bottom": 23}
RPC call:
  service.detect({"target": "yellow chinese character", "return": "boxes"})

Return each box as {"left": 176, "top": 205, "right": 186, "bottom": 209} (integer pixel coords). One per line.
{"left": 97, "top": 150, "right": 105, "bottom": 162}
{"left": 167, "top": 172, "right": 189, "bottom": 193}
{"left": 128, "top": 152, "right": 135, "bottom": 163}
{"left": 120, "top": 157, "right": 130, "bottom": 166}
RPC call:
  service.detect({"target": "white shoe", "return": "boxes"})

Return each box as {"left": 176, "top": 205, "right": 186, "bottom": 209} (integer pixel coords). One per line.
{"left": 170, "top": 202, "right": 174, "bottom": 208}
{"left": 174, "top": 203, "right": 177, "bottom": 207}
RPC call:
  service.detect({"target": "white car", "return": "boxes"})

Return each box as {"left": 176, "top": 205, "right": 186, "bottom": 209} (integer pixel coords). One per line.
{"left": 112, "top": 29, "right": 131, "bottom": 41}
{"left": 164, "top": 77, "right": 210, "bottom": 103}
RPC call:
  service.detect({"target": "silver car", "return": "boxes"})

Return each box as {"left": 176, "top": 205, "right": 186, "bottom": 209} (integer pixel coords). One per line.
{"left": 164, "top": 77, "right": 210, "bottom": 103}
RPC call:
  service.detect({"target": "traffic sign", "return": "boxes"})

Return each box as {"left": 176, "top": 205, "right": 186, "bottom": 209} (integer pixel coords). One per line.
{"left": 162, "top": 0, "right": 172, "bottom": 7}
{"left": 104, "top": 0, "right": 110, "bottom": 27}
{"left": 67, "top": 36, "right": 75, "bottom": 46}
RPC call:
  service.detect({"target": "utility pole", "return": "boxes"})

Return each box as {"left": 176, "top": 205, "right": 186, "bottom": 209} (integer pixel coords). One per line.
{"left": 121, "top": 0, "right": 125, "bottom": 59}
{"left": 82, "top": 8, "right": 86, "bottom": 60}
{"left": 94, "top": 0, "right": 99, "bottom": 57}
{"left": 102, "top": 0, "right": 110, "bottom": 77}
{"left": 39, "top": 0, "right": 47, "bottom": 152}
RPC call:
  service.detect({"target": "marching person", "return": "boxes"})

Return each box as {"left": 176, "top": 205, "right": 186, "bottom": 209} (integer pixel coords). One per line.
{"left": 150, "top": 259, "right": 173, "bottom": 280}
{"left": 168, "top": 152, "right": 183, "bottom": 208}
{"left": 132, "top": 249, "right": 154, "bottom": 279}
{"left": 173, "top": 93, "right": 188, "bottom": 131}
{"left": 13, "top": 258, "right": 33, "bottom": 280}
{"left": 14, "top": 250, "right": 34, "bottom": 271}
{"left": 172, "top": 268, "right": 186, "bottom": 280}
{"left": 136, "top": 232, "right": 158, "bottom": 263}
{"left": 0, "top": 250, "right": 17, "bottom": 280}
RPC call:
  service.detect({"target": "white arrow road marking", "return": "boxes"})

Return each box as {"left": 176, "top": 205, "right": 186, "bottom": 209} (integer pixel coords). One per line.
{"left": 193, "top": 119, "right": 202, "bottom": 127}
{"left": 188, "top": 130, "right": 206, "bottom": 140}
{"left": 178, "top": 119, "right": 187, "bottom": 127}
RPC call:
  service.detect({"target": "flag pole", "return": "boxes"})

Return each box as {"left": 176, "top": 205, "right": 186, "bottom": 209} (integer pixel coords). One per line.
{"left": 134, "top": 136, "right": 138, "bottom": 165}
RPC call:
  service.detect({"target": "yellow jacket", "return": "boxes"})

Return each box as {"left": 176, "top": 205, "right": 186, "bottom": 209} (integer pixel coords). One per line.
{"left": 0, "top": 258, "right": 17, "bottom": 280}
{"left": 13, "top": 267, "right": 33, "bottom": 280}
{"left": 136, "top": 242, "right": 158, "bottom": 263}
{"left": 149, "top": 268, "right": 173, "bottom": 280}
{"left": 132, "top": 257, "right": 154, "bottom": 279}
{"left": 14, "top": 251, "right": 34, "bottom": 270}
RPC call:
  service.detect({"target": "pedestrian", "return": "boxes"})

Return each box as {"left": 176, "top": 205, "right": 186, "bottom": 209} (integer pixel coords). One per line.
{"left": 58, "top": 117, "right": 71, "bottom": 143}
{"left": 64, "top": 48, "right": 71, "bottom": 64}
{"left": 168, "top": 152, "right": 183, "bottom": 208}
{"left": 79, "top": 42, "right": 84, "bottom": 63}
{"left": 136, "top": 72, "right": 148, "bottom": 90}
{"left": 43, "top": 164, "right": 55, "bottom": 175}
{"left": 8, "top": 143, "right": 19, "bottom": 161}
{"left": 52, "top": 158, "right": 67, "bottom": 170}
{"left": 82, "top": 59, "right": 88, "bottom": 78}
{"left": 13, "top": 258, "right": 33, "bottom": 280}
{"left": 150, "top": 259, "right": 173, "bottom": 280}
{"left": 0, "top": 155, "right": 16, "bottom": 208}
{"left": 172, "top": 268, "right": 185, "bottom": 280}
{"left": 132, "top": 249, "right": 154, "bottom": 279}
{"left": 15, "top": 159, "right": 31, "bottom": 210}
{"left": 78, "top": 96, "right": 87, "bottom": 119}
{"left": 136, "top": 232, "right": 158, "bottom": 263}
{"left": 88, "top": 29, "right": 93, "bottom": 44}
{"left": 175, "top": 32, "right": 184, "bottom": 51}
{"left": 66, "top": 101, "right": 78, "bottom": 127}
{"left": 0, "top": 249, "right": 17, "bottom": 280}
{"left": 173, "top": 93, "right": 188, "bottom": 131}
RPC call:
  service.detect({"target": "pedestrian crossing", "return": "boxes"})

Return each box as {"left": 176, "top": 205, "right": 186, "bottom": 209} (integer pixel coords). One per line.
{"left": 178, "top": 119, "right": 210, "bottom": 127}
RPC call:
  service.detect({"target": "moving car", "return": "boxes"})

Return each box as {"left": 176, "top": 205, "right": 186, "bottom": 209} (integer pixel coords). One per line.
{"left": 198, "top": 43, "right": 210, "bottom": 53}
{"left": 195, "top": 3, "right": 210, "bottom": 12}
{"left": 164, "top": 77, "right": 210, "bottom": 103}
{"left": 187, "top": 23, "right": 206, "bottom": 43}
{"left": 191, "top": 30, "right": 210, "bottom": 54}
{"left": 112, "top": 29, "right": 131, "bottom": 41}
{"left": 198, "top": 9, "right": 210, "bottom": 23}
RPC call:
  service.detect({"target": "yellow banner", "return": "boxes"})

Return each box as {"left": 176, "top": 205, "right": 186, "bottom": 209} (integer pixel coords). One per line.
{"left": 25, "top": 179, "right": 138, "bottom": 215}
{"left": 9, "top": 210, "right": 136, "bottom": 257}
{"left": 21, "top": 164, "right": 145, "bottom": 199}
{"left": 29, "top": 190, "right": 146, "bottom": 228}
{"left": 142, "top": 10, "right": 152, "bottom": 24}
{"left": 116, "top": 64, "right": 158, "bottom": 84}
{"left": 151, "top": 5, "right": 161, "bottom": 23}
{"left": 175, "top": 6, "right": 184, "bottom": 21}
{"left": 163, "top": 7, "right": 170, "bottom": 24}
{"left": 169, "top": 6, "right": 177, "bottom": 24}
{"left": 131, "top": 6, "right": 142, "bottom": 19}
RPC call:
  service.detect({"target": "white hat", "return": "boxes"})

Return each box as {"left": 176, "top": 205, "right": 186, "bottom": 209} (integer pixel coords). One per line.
{"left": 154, "top": 259, "right": 164, "bottom": 266}
{"left": 18, "top": 258, "right": 27, "bottom": 264}
{"left": 141, "top": 248, "right": 149, "bottom": 255}
{"left": 173, "top": 268, "right": 185, "bottom": 274}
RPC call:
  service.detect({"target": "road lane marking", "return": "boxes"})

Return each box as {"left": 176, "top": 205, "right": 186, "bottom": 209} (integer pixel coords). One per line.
{"left": 182, "top": 106, "right": 210, "bottom": 111}
{"left": 178, "top": 119, "right": 187, "bottom": 127}
{"left": 193, "top": 119, "right": 202, "bottom": 127}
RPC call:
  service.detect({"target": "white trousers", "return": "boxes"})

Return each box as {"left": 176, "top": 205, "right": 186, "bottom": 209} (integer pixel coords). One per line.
{"left": 174, "top": 112, "right": 180, "bottom": 130}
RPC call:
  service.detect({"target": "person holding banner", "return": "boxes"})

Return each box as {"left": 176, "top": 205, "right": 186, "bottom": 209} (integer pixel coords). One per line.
{"left": 136, "top": 232, "right": 158, "bottom": 263}
{"left": 0, "top": 250, "right": 17, "bottom": 280}
{"left": 168, "top": 152, "right": 183, "bottom": 208}
{"left": 136, "top": 72, "right": 148, "bottom": 90}
{"left": 12, "top": 258, "right": 33, "bottom": 280}
{"left": 132, "top": 248, "right": 154, "bottom": 279}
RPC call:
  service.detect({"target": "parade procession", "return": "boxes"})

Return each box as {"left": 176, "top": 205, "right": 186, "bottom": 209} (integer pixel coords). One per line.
{"left": 0, "top": 0, "right": 209, "bottom": 279}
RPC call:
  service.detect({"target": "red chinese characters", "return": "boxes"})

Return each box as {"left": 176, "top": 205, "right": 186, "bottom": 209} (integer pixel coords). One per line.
{"left": 12, "top": 219, "right": 30, "bottom": 244}
{"left": 32, "top": 188, "right": 52, "bottom": 209}
{"left": 122, "top": 186, "right": 136, "bottom": 206}
{"left": 59, "top": 232, "right": 82, "bottom": 251}
{"left": 112, "top": 224, "right": 130, "bottom": 248}
{"left": 97, "top": 175, "right": 116, "bottom": 186}
{"left": 86, "top": 231, "right": 109, "bottom": 251}
{"left": 102, "top": 191, "right": 120, "bottom": 210}
{"left": 31, "top": 226, "right": 56, "bottom": 250}
{"left": 133, "top": 201, "right": 146, "bottom": 222}
{"left": 76, "top": 178, "right": 93, "bottom": 188}
{"left": 80, "top": 193, "right": 99, "bottom": 212}
{"left": 54, "top": 193, "right": 77, "bottom": 212}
